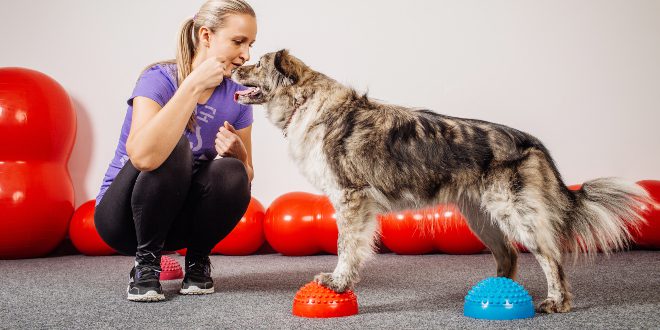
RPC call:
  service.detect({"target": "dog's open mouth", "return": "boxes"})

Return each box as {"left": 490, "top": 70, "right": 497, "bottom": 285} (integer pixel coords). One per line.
{"left": 234, "top": 86, "right": 262, "bottom": 102}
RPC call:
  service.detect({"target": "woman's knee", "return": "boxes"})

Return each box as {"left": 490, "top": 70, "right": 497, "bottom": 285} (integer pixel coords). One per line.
{"left": 153, "top": 136, "right": 193, "bottom": 175}
{"left": 135, "top": 136, "right": 193, "bottom": 194}
{"left": 205, "top": 158, "right": 250, "bottom": 200}
{"left": 93, "top": 203, "right": 136, "bottom": 255}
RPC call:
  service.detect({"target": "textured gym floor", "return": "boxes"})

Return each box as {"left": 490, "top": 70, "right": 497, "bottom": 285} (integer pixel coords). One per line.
{"left": 1, "top": 247, "right": 658, "bottom": 329}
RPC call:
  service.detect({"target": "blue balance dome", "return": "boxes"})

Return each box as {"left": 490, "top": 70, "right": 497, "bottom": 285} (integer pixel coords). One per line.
{"left": 464, "top": 277, "right": 535, "bottom": 320}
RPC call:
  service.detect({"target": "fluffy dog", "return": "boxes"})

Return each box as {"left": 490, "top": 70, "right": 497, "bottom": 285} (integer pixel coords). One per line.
{"left": 232, "top": 49, "right": 651, "bottom": 313}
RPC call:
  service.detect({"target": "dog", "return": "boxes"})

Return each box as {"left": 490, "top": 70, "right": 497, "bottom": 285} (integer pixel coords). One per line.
{"left": 232, "top": 49, "right": 652, "bottom": 313}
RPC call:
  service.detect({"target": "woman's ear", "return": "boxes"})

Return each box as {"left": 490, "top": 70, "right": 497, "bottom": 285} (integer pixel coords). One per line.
{"left": 274, "top": 49, "right": 299, "bottom": 85}
{"left": 198, "top": 26, "right": 211, "bottom": 48}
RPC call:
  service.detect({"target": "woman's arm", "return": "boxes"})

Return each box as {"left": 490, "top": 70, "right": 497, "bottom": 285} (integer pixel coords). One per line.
{"left": 126, "top": 82, "right": 202, "bottom": 171}
{"left": 215, "top": 122, "right": 254, "bottom": 182}
{"left": 235, "top": 125, "right": 254, "bottom": 182}
{"left": 126, "top": 57, "right": 227, "bottom": 171}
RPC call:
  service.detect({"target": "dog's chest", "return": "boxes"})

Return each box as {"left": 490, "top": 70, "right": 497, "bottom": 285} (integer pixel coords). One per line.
{"left": 286, "top": 114, "right": 337, "bottom": 192}
{"left": 291, "top": 140, "right": 332, "bottom": 190}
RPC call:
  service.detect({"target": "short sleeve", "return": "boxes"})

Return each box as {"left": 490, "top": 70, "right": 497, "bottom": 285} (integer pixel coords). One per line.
{"left": 233, "top": 103, "right": 254, "bottom": 130}
{"left": 127, "top": 65, "right": 176, "bottom": 108}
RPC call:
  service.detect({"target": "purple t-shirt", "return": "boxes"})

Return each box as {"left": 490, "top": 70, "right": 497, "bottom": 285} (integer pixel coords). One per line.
{"left": 96, "top": 63, "right": 253, "bottom": 205}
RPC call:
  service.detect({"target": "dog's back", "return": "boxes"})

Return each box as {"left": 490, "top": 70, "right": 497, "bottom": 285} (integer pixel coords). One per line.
{"left": 310, "top": 90, "right": 551, "bottom": 207}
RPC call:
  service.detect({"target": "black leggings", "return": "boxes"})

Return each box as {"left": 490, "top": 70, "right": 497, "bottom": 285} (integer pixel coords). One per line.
{"left": 94, "top": 136, "right": 251, "bottom": 259}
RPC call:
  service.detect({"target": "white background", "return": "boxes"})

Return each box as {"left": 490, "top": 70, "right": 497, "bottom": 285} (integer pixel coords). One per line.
{"left": 1, "top": 0, "right": 659, "bottom": 208}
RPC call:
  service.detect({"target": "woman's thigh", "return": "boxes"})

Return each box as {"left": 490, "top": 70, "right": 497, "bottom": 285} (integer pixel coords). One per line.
{"left": 94, "top": 136, "right": 193, "bottom": 255}
{"left": 163, "top": 157, "right": 251, "bottom": 251}
{"left": 94, "top": 161, "right": 141, "bottom": 255}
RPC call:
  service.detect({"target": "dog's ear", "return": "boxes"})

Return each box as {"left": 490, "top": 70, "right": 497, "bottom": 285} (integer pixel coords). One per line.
{"left": 274, "top": 49, "right": 299, "bottom": 85}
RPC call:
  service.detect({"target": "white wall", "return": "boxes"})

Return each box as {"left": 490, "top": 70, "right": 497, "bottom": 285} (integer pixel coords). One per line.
{"left": 1, "top": 0, "right": 659, "bottom": 208}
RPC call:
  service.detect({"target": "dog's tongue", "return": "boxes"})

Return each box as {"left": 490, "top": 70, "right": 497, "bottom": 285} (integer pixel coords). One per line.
{"left": 234, "top": 87, "right": 257, "bottom": 101}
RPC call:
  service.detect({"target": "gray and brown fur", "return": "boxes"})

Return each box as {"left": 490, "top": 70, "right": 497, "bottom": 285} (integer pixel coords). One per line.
{"left": 232, "top": 50, "right": 653, "bottom": 313}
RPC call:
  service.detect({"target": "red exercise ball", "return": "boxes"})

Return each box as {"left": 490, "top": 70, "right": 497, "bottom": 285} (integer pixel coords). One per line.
{"left": 314, "top": 195, "right": 339, "bottom": 255}
{"left": 69, "top": 200, "right": 116, "bottom": 256}
{"left": 567, "top": 184, "right": 582, "bottom": 191}
{"left": 431, "top": 204, "right": 485, "bottom": 254}
{"left": 212, "top": 197, "right": 266, "bottom": 255}
{"left": 378, "top": 209, "right": 435, "bottom": 255}
{"left": 0, "top": 68, "right": 76, "bottom": 259}
{"left": 379, "top": 204, "right": 485, "bottom": 255}
{"left": 264, "top": 192, "right": 322, "bottom": 256}
{"left": 632, "top": 180, "right": 660, "bottom": 249}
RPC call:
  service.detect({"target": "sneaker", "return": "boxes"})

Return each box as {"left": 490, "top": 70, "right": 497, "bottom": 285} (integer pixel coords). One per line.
{"left": 127, "top": 253, "right": 165, "bottom": 302}
{"left": 179, "top": 255, "right": 214, "bottom": 295}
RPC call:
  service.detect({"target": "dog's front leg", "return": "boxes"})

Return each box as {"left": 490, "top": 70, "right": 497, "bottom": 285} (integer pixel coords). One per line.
{"left": 314, "top": 191, "right": 378, "bottom": 292}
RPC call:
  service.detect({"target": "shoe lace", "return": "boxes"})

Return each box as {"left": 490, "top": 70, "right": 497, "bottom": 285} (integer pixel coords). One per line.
{"left": 135, "top": 264, "right": 161, "bottom": 281}
{"left": 187, "top": 256, "right": 212, "bottom": 276}
{"left": 135, "top": 251, "right": 162, "bottom": 281}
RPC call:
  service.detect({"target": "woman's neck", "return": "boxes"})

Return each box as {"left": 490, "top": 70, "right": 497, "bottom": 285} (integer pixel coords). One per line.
{"left": 191, "top": 47, "right": 206, "bottom": 71}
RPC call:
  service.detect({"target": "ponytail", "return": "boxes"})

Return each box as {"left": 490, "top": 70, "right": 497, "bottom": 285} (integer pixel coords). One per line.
{"left": 176, "top": 18, "right": 198, "bottom": 131}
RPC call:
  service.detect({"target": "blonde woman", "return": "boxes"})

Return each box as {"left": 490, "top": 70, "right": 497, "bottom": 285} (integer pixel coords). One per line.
{"left": 94, "top": 0, "right": 257, "bottom": 302}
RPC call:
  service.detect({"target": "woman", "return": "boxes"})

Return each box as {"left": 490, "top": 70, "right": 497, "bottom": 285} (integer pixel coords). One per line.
{"left": 94, "top": 0, "right": 257, "bottom": 302}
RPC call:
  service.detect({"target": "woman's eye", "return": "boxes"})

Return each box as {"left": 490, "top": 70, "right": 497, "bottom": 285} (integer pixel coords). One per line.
{"left": 233, "top": 40, "right": 242, "bottom": 45}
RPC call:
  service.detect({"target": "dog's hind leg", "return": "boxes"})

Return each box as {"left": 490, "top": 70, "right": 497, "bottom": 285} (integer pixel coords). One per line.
{"left": 494, "top": 199, "right": 572, "bottom": 313}
{"left": 481, "top": 149, "right": 574, "bottom": 313}
{"left": 529, "top": 248, "right": 572, "bottom": 313}
{"left": 314, "top": 189, "right": 378, "bottom": 292}
{"left": 519, "top": 152, "right": 573, "bottom": 313}
{"left": 460, "top": 202, "right": 518, "bottom": 279}
{"left": 485, "top": 198, "right": 572, "bottom": 312}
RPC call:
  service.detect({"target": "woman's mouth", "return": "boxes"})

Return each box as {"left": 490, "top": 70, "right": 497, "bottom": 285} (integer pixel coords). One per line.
{"left": 229, "top": 62, "right": 243, "bottom": 75}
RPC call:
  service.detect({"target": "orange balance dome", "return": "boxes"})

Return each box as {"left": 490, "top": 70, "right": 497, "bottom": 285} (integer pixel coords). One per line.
{"left": 292, "top": 281, "right": 358, "bottom": 318}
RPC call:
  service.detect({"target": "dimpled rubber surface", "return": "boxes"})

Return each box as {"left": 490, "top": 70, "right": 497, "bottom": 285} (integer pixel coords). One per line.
{"left": 464, "top": 277, "right": 535, "bottom": 320}
{"left": 159, "top": 256, "right": 183, "bottom": 281}
{"left": 292, "top": 281, "right": 359, "bottom": 318}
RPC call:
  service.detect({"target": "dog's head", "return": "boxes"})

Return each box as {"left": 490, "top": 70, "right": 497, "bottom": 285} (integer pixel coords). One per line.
{"left": 232, "top": 49, "right": 307, "bottom": 105}
{"left": 232, "top": 49, "right": 307, "bottom": 104}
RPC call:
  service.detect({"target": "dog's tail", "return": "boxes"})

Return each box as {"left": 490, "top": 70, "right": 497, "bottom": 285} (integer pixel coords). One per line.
{"left": 563, "top": 178, "right": 653, "bottom": 256}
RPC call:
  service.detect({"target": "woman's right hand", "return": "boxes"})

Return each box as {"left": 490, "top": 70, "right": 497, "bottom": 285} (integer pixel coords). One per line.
{"left": 184, "top": 56, "right": 227, "bottom": 92}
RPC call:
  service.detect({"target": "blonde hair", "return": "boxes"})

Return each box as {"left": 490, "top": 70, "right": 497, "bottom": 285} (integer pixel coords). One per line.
{"left": 145, "top": 0, "right": 256, "bottom": 131}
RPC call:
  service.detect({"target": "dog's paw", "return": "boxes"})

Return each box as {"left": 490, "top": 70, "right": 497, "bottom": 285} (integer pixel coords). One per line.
{"left": 313, "top": 272, "right": 350, "bottom": 293}
{"left": 537, "top": 298, "right": 572, "bottom": 313}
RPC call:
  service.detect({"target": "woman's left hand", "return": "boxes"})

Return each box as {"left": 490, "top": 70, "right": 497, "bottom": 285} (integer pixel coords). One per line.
{"left": 215, "top": 121, "right": 247, "bottom": 163}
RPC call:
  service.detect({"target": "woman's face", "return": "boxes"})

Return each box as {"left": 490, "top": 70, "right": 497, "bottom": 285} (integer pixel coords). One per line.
{"left": 202, "top": 14, "right": 257, "bottom": 76}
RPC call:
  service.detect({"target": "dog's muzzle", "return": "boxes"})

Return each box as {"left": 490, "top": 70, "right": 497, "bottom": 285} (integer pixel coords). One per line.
{"left": 234, "top": 87, "right": 262, "bottom": 102}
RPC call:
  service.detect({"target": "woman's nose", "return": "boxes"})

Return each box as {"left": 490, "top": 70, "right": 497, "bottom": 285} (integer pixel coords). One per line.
{"left": 240, "top": 46, "right": 251, "bottom": 63}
